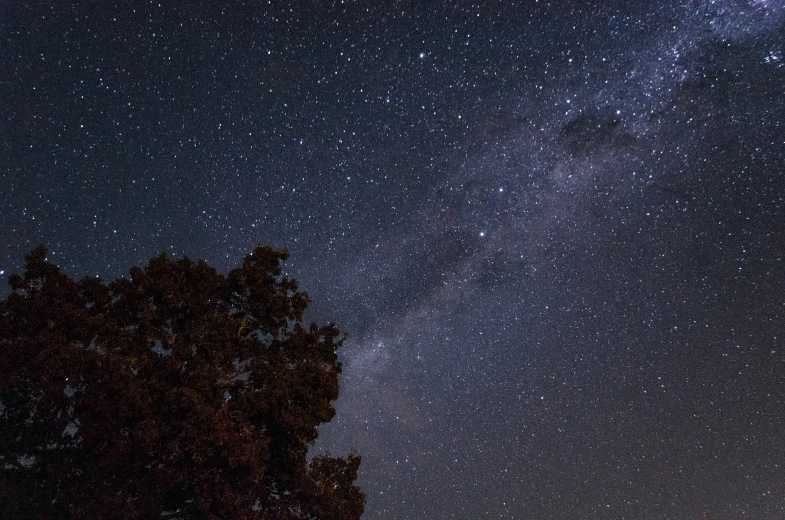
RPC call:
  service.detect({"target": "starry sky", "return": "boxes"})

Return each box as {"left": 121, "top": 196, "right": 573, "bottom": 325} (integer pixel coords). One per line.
{"left": 2, "top": 1, "right": 785, "bottom": 518}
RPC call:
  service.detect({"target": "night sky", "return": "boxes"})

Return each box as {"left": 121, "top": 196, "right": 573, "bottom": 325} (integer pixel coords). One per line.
{"left": 2, "top": 1, "right": 785, "bottom": 518}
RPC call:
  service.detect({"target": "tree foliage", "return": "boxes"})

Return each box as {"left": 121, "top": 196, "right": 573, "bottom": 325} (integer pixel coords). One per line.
{"left": 0, "top": 246, "right": 364, "bottom": 519}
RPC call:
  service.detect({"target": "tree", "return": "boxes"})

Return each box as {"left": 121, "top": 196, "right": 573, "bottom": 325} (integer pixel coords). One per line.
{"left": 0, "top": 246, "right": 364, "bottom": 519}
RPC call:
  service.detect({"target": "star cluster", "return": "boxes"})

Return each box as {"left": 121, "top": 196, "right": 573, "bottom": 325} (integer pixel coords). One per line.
{"left": 2, "top": 2, "right": 785, "bottom": 518}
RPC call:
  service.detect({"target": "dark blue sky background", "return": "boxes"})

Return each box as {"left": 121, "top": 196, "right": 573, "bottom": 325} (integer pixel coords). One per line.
{"left": 2, "top": 2, "right": 785, "bottom": 518}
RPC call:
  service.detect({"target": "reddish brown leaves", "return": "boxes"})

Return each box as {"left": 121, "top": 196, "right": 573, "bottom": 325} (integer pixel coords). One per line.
{"left": 0, "top": 246, "right": 364, "bottom": 519}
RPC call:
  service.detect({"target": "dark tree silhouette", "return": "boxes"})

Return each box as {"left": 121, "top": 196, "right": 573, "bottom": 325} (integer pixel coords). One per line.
{"left": 0, "top": 246, "right": 364, "bottom": 520}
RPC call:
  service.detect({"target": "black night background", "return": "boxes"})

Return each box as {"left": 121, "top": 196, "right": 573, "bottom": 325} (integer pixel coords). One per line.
{"left": 2, "top": 1, "right": 784, "bottom": 518}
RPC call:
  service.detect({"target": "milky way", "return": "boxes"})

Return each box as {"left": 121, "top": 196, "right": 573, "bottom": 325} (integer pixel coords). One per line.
{"left": 2, "top": 2, "right": 785, "bottom": 518}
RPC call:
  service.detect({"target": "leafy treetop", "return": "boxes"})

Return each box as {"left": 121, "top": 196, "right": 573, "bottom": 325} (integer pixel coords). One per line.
{"left": 0, "top": 246, "right": 364, "bottom": 520}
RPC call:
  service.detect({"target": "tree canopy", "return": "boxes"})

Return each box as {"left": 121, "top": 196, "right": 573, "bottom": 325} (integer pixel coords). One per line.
{"left": 0, "top": 246, "right": 364, "bottom": 519}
